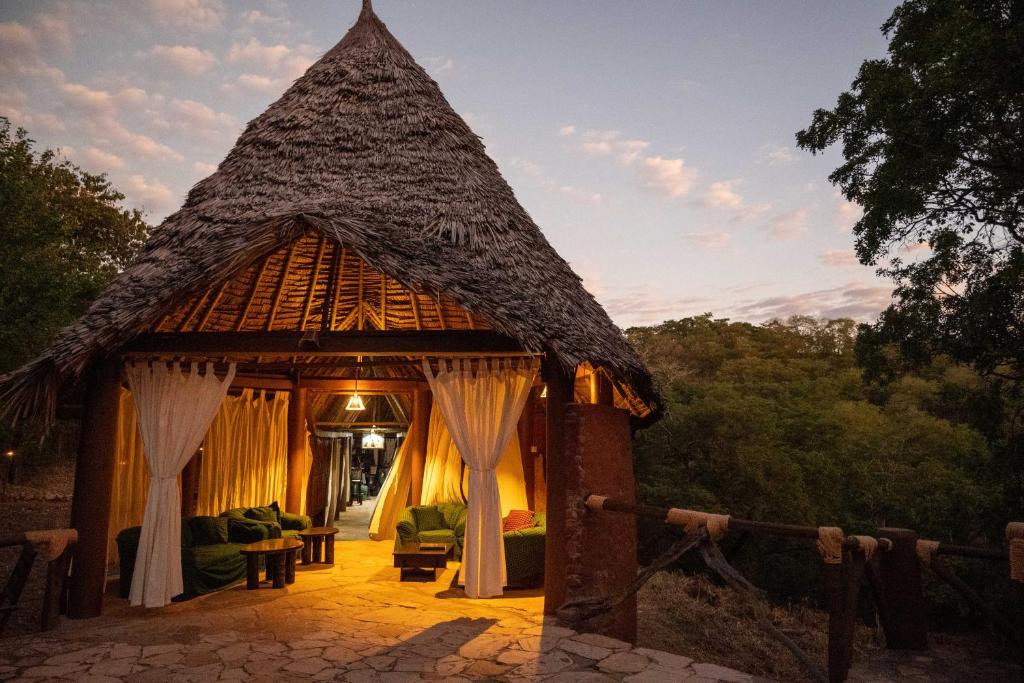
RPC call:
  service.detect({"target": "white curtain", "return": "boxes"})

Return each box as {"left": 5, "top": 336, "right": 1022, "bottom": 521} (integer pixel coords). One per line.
{"left": 126, "top": 361, "right": 235, "bottom": 608}
{"left": 422, "top": 358, "right": 537, "bottom": 598}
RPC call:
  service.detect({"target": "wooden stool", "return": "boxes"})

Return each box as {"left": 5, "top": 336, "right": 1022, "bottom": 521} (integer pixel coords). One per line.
{"left": 239, "top": 538, "right": 303, "bottom": 589}
{"left": 298, "top": 527, "right": 339, "bottom": 565}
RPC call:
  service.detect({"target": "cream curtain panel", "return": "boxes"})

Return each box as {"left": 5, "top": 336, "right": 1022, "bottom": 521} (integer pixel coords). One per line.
{"left": 197, "top": 389, "right": 289, "bottom": 515}
{"left": 368, "top": 436, "right": 411, "bottom": 540}
{"left": 420, "top": 402, "right": 528, "bottom": 516}
{"left": 106, "top": 389, "right": 150, "bottom": 570}
{"left": 126, "top": 361, "right": 235, "bottom": 608}
{"left": 422, "top": 358, "right": 537, "bottom": 598}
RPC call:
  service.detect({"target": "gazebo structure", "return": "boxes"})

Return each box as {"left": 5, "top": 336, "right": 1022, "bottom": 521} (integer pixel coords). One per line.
{"left": 0, "top": 0, "right": 660, "bottom": 639}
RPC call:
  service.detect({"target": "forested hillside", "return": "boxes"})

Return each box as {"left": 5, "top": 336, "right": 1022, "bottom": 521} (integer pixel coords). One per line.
{"left": 627, "top": 315, "right": 1017, "bottom": 617}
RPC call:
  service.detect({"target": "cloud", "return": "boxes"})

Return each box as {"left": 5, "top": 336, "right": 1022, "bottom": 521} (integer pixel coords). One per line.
{"left": 171, "top": 98, "right": 235, "bottom": 130}
{"left": 123, "top": 174, "right": 174, "bottom": 213}
{"left": 735, "top": 282, "right": 892, "bottom": 321}
{"left": 426, "top": 57, "right": 455, "bottom": 76}
{"left": 599, "top": 285, "right": 713, "bottom": 326}
{"left": 193, "top": 161, "right": 217, "bottom": 175}
{"left": 638, "top": 156, "right": 697, "bottom": 198}
{"left": 227, "top": 37, "right": 314, "bottom": 80}
{"left": 558, "top": 185, "right": 603, "bottom": 205}
{"left": 759, "top": 143, "right": 798, "bottom": 166}
{"left": 79, "top": 146, "right": 125, "bottom": 171}
{"left": 122, "top": 131, "right": 183, "bottom": 162}
{"left": 701, "top": 180, "right": 743, "bottom": 209}
{"left": 559, "top": 125, "right": 576, "bottom": 137}
{"left": 0, "top": 22, "right": 38, "bottom": 55}
{"left": 146, "top": 45, "right": 217, "bottom": 76}
{"left": 767, "top": 208, "right": 809, "bottom": 240}
{"left": 682, "top": 232, "right": 731, "bottom": 249}
{"left": 575, "top": 129, "right": 650, "bottom": 165}
{"left": 818, "top": 249, "right": 860, "bottom": 268}
{"left": 150, "top": 0, "right": 225, "bottom": 31}
{"left": 234, "top": 73, "right": 277, "bottom": 92}
{"left": 834, "top": 192, "right": 863, "bottom": 232}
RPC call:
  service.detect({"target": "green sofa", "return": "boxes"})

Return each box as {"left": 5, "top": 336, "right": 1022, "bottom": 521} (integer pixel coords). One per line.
{"left": 116, "top": 503, "right": 312, "bottom": 601}
{"left": 395, "top": 503, "right": 546, "bottom": 588}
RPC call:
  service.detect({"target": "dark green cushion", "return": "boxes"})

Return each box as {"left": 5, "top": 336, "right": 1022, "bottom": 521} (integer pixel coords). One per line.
{"left": 227, "top": 518, "right": 269, "bottom": 543}
{"left": 411, "top": 506, "right": 445, "bottom": 531}
{"left": 418, "top": 529, "right": 456, "bottom": 545}
{"left": 244, "top": 505, "right": 278, "bottom": 524}
{"left": 191, "top": 516, "right": 229, "bottom": 546}
{"left": 268, "top": 501, "right": 283, "bottom": 523}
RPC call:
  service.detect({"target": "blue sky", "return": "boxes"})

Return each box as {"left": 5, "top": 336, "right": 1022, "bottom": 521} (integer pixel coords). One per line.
{"left": 0, "top": 0, "right": 901, "bottom": 327}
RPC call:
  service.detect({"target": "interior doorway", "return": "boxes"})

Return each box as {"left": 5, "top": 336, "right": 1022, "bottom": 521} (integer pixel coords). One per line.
{"left": 309, "top": 392, "right": 409, "bottom": 541}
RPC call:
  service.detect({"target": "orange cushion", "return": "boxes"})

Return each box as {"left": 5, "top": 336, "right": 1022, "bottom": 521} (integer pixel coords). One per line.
{"left": 503, "top": 509, "right": 534, "bottom": 532}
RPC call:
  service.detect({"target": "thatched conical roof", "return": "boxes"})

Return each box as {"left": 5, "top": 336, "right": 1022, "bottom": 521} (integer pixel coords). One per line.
{"left": 0, "top": 0, "right": 661, "bottom": 424}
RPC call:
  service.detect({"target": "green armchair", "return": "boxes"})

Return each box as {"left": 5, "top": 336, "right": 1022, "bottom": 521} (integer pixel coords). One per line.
{"left": 396, "top": 503, "right": 468, "bottom": 559}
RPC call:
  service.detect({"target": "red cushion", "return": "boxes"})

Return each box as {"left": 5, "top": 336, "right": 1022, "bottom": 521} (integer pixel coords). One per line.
{"left": 503, "top": 509, "right": 534, "bottom": 532}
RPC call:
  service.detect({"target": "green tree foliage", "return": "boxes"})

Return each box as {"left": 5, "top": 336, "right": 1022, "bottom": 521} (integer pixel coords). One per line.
{"left": 0, "top": 118, "right": 149, "bottom": 373}
{"left": 628, "top": 316, "right": 1004, "bottom": 610}
{"left": 796, "top": 0, "right": 1024, "bottom": 382}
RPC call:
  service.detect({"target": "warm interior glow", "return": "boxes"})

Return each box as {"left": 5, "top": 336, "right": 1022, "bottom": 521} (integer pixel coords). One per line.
{"left": 346, "top": 393, "right": 366, "bottom": 411}
{"left": 539, "top": 385, "right": 548, "bottom": 398}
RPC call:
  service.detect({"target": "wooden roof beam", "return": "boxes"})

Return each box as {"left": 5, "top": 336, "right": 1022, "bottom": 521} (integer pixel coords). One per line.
{"left": 122, "top": 330, "right": 527, "bottom": 357}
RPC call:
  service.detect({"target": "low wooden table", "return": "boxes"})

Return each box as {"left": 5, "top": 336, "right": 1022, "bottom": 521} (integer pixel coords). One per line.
{"left": 298, "top": 527, "right": 339, "bottom": 565}
{"left": 239, "top": 538, "right": 303, "bottom": 589}
{"left": 393, "top": 541, "right": 454, "bottom": 581}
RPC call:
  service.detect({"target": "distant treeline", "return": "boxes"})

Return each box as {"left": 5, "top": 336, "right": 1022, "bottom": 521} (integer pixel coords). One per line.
{"left": 627, "top": 315, "right": 1020, "bottom": 625}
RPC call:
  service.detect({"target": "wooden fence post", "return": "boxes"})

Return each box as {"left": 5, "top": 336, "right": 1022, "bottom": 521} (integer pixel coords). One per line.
{"left": 876, "top": 528, "right": 928, "bottom": 650}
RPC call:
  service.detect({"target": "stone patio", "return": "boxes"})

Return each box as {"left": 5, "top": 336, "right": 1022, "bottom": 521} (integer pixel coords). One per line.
{"left": 0, "top": 540, "right": 760, "bottom": 682}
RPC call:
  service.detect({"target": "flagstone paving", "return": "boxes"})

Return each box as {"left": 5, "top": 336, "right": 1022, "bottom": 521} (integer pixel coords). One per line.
{"left": 0, "top": 540, "right": 761, "bottom": 682}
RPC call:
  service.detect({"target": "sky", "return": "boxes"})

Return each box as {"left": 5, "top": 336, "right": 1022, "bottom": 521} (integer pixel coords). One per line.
{"left": 0, "top": 0, "right": 902, "bottom": 328}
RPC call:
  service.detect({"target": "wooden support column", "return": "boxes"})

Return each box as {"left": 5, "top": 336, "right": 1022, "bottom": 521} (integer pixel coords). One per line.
{"left": 590, "top": 371, "right": 614, "bottom": 406}
{"left": 410, "top": 388, "right": 430, "bottom": 505}
{"left": 180, "top": 450, "right": 201, "bottom": 518}
{"left": 67, "top": 359, "right": 121, "bottom": 619}
{"left": 518, "top": 390, "right": 536, "bottom": 510}
{"left": 543, "top": 357, "right": 575, "bottom": 616}
{"left": 286, "top": 384, "right": 308, "bottom": 514}
{"left": 876, "top": 528, "right": 929, "bottom": 649}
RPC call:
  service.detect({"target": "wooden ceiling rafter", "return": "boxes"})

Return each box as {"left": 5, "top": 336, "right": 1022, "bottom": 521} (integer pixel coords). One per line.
{"left": 265, "top": 241, "right": 300, "bottom": 330}
{"left": 197, "top": 280, "right": 230, "bottom": 331}
{"left": 301, "top": 236, "right": 327, "bottom": 329}
{"left": 236, "top": 253, "right": 273, "bottom": 331}
{"left": 155, "top": 234, "right": 491, "bottom": 336}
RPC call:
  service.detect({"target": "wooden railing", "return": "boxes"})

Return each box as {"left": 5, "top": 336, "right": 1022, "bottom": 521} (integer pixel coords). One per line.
{"left": 571, "top": 495, "right": 1022, "bottom": 683}
{"left": 0, "top": 529, "right": 77, "bottom": 636}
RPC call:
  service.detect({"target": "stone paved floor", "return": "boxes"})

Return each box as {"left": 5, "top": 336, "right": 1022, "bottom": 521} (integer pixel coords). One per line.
{"left": 0, "top": 540, "right": 760, "bottom": 682}
{"left": 332, "top": 498, "right": 375, "bottom": 541}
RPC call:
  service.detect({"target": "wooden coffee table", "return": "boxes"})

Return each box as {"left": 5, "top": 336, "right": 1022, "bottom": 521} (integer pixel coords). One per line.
{"left": 393, "top": 541, "right": 454, "bottom": 581}
{"left": 298, "top": 527, "right": 339, "bottom": 565}
{"left": 239, "top": 538, "right": 303, "bottom": 589}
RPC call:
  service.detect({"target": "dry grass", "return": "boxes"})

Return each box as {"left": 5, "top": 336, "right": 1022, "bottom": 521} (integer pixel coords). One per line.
{"left": 637, "top": 570, "right": 877, "bottom": 682}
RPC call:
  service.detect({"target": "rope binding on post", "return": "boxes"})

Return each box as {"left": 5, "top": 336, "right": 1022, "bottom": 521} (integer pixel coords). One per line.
{"left": 665, "top": 507, "right": 730, "bottom": 540}
{"left": 816, "top": 527, "right": 844, "bottom": 564}
{"left": 852, "top": 535, "right": 879, "bottom": 561}
{"left": 915, "top": 539, "right": 940, "bottom": 567}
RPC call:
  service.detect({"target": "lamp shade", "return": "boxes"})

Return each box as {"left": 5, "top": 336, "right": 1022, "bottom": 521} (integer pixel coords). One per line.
{"left": 346, "top": 393, "right": 366, "bottom": 411}
{"left": 362, "top": 430, "right": 384, "bottom": 450}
